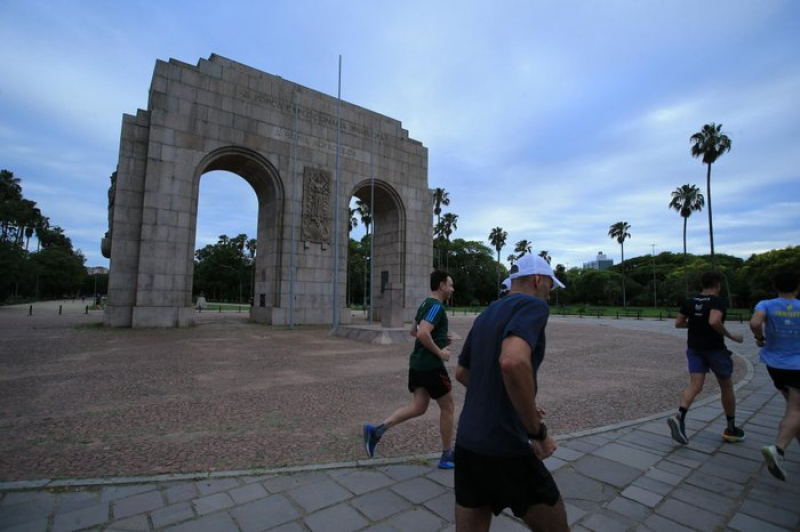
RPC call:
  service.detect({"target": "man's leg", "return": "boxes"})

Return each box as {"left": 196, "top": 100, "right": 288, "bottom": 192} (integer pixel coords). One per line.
{"left": 680, "top": 372, "right": 706, "bottom": 409}
{"left": 382, "top": 387, "right": 431, "bottom": 428}
{"left": 365, "top": 388, "right": 431, "bottom": 458}
{"left": 455, "top": 504, "right": 492, "bottom": 532}
{"left": 776, "top": 386, "right": 800, "bottom": 451}
{"left": 718, "top": 376, "right": 736, "bottom": 418}
{"left": 520, "top": 497, "right": 569, "bottom": 532}
{"left": 436, "top": 392, "right": 455, "bottom": 451}
{"left": 669, "top": 372, "right": 706, "bottom": 444}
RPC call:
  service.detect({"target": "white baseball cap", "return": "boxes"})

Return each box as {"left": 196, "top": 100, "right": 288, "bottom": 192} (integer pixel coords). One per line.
{"left": 508, "top": 254, "right": 565, "bottom": 289}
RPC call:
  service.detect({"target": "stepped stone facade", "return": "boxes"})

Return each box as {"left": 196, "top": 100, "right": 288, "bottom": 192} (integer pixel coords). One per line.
{"left": 103, "top": 54, "right": 431, "bottom": 328}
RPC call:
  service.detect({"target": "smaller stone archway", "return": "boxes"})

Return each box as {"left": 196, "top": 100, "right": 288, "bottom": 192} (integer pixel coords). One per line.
{"left": 350, "top": 179, "right": 408, "bottom": 321}
{"left": 194, "top": 147, "right": 284, "bottom": 323}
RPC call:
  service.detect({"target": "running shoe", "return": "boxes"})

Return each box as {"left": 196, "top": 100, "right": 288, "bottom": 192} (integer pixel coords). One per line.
{"left": 761, "top": 444, "right": 787, "bottom": 481}
{"left": 722, "top": 426, "right": 745, "bottom": 443}
{"left": 363, "top": 423, "right": 380, "bottom": 458}
{"left": 438, "top": 449, "right": 455, "bottom": 469}
{"left": 667, "top": 415, "right": 689, "bottom": 445}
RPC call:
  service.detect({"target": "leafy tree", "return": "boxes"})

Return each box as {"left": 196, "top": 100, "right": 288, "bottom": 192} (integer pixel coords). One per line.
{"left": 669, "top": 184, "right": 705, "bottom": 295}
{"left": 194, "top": 234, "right": 254, "bottom": 302}
{"left": 29, "top": 246, "right": 86, "bottom": 298}
{"left": 690, "top": 123, "right": 732, "bottom": 269}
{"left": 608, "top": 221, "right": 632, "bottom": 307}
{"left": 445, "top": 238, "right": 501, "bottom": 306}
{"left": 739, "top": 246, "right": 800, "bottom": 306}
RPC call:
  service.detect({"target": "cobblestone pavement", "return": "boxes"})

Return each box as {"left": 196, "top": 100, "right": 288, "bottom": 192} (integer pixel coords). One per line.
{"left": 2, "top": 308, "right": 798, "bottom": 530}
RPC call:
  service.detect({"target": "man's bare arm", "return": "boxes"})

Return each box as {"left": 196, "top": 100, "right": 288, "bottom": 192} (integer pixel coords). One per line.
{"left": 709, "top": 309, "right": 743, "bottom": 343}
{"left": 417, "top": 320, "right": 451, "bottom": 361}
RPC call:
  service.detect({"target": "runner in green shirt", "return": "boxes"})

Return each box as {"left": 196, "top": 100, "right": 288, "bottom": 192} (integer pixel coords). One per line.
{"left": 364, "top": 270, "right": 456, "bottom": 469}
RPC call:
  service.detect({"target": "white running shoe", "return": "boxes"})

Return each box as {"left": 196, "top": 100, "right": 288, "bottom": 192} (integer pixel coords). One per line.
{"left": 761, "top": 444, "right": 787, "bottom": 482}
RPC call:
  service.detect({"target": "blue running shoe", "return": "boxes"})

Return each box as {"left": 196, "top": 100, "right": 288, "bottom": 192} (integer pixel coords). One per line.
{"left": 438, "top": 449, "right": 455, "bottom": 469}
{"left": 364, "top": 423, "right": 380, "bottom": 458}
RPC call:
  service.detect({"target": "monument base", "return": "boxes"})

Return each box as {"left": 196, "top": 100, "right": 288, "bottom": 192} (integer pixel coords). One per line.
{"left": 334, "top": 324, "right": 414, "bottom": 345}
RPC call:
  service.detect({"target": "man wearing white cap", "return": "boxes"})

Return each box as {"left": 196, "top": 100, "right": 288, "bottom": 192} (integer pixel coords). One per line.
{"left": 454, "top": 254, "right": 568, "bottom": 532}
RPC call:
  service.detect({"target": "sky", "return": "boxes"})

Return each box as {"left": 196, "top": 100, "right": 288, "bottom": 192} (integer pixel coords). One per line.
{"left": 1, "top": 0, "right": 798, "bottom": 271}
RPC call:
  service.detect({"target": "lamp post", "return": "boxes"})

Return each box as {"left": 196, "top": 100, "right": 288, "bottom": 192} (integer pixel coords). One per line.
{"left": 363, "top": 256, "right": 370, "bottom": 310}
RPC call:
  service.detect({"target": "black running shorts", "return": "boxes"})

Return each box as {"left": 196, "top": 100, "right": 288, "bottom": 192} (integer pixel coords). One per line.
{"left": 407, "top": 366, "right": 452, "bottom": 399}
{"left": 767, "top": 366, "right": 800, "bottom": 392}
{"left": 454, "top": 445, "right": 561, "bottom": 517}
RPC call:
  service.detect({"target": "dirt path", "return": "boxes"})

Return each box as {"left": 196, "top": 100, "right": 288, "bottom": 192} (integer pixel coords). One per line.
{"left": 0, "top": 304, "right": 743, "bottom": 481}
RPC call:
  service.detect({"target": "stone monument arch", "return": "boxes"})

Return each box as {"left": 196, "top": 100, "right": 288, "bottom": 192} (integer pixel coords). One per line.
{"left": 102, "top": 54, "right": 431, "bottom": 328}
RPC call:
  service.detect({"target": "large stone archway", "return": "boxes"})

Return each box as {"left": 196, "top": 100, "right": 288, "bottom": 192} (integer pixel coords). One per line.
{"left": 103, "top": 54, "right": 431, "bottom": 328}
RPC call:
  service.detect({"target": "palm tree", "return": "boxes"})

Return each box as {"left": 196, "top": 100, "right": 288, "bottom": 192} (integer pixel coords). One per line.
{"left": 348, "top": 207, "right": 359, "bottom": 232}
{"left": 356, "top": 199, "right": 372, "bottom": 236}
{"left": 489, "top": 227, "right": 508, "bottom": 297}
{"left": 514, "top": 239, "right": 532, "bottom": 258}
{"left": 538, "top": 250, "right": 551, "bottom": 264}
{"left": 432, "top": 187, "right": 450, "bottom": 226}
{"left": 608, "top": 221, "right": 631, "bottom": 307}
{"left": 440, "top": 213, "right": 458, "bottom": 271}
{"left": 690, "top": 123, "right": 731, "bottom": 269}
{"left": 669, "top": 184, "right": 705, "bottom": 295}
{"left": 507, "top": 254, "right": 517, "bottom": 265}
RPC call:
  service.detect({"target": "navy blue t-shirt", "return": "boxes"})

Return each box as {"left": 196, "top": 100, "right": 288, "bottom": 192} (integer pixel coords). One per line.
{"left": 456, "top": 293, "right": 549, "bottom": 457}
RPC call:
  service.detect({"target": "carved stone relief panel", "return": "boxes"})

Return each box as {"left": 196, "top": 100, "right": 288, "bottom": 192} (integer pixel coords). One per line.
{"left": 301, "top": 167, "right": 331, "bottom": 244}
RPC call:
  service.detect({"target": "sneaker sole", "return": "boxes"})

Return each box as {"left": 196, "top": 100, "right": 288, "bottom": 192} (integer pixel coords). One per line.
{"left": 761, "top": 447, "right": 787, "bottom": 481}
{"left": 667, "top": 418, "right": 689, "bottom": 445}
{"left": 722, "top": 434, "right": 745, "bottom": 443}
{"left": 363, "top": 425, "right": 375, "bottom": 458}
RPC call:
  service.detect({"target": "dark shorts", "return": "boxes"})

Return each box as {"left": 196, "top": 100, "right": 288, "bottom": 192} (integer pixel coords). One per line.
{"left": 766, "top": 366, "right": 800, "bottom": 392}
{"left": 454, "top": 445, "right": 561, "bottom": 517}
{"left": 408, "top": 367, "right": 452, "bottom": 400}
{"left": 686, "top": 348, "right": 734, "bottom": 379}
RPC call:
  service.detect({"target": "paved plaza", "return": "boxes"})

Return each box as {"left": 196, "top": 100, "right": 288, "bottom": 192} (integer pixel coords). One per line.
{"left": 0, "top": 303, "right": 798, "bottom": 531}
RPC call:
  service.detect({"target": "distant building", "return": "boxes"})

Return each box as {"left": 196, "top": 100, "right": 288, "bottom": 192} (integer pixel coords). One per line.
{"left": 583, "top": 252, "right": 613, "bottom": 271}
{"left": 86, "top": 266, "right": 109, "bottom": 275}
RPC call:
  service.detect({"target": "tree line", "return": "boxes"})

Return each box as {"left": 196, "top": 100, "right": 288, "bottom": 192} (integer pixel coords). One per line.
{"left": 0, "top": 170, "right": 92, "bottom": 301}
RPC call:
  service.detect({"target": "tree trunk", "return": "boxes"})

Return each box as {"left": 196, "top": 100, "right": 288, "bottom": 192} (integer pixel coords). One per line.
{"left": 682, "top": 216, "right": 688, "bottom": 296}
{"left": 706, "top": 162, "right": 715, "bottom": 269}
{"left": 621, "top": 243, "right": 626, "bottom": 308}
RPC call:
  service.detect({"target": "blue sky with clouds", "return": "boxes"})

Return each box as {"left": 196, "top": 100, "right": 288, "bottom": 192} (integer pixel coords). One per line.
{"left": 1, "top": 0, "right": 798, "bottom": 270}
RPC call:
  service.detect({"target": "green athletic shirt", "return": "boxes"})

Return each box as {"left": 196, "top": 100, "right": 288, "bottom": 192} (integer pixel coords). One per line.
{"left": 409, "top": 297, "right": 449, "bottom": 371}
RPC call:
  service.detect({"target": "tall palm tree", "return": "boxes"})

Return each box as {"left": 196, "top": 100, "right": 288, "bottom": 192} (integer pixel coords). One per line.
{"left": 669, "top": 184, "right": 705, "bottom": 295}
{"left": 608, "top": 221, "right": 631, "bottom": 307}
{"left": 514, "top": 239, "right": 532, "bottom": 258}
{"left": 690, "top": 122, "right": 731, "bottom": 269}
{"left": 489, "top": 227, "right": 508, "bottom": 297}
{"left": 432, "top": 187, "right": 450, "bottom": 226}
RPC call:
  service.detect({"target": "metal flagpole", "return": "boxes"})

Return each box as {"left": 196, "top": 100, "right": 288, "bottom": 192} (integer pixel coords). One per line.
{"left": 369, "top": 120, "right": 376, "bottom": 324}
{"left": 332, "top": 55, "right": 342, "bottom": 330}
{"left": 289, "top": 91, "right": 299, "bottom": 330}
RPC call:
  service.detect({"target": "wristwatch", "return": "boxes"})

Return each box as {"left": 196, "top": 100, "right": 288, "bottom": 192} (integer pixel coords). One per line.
{"left": 528, "top": 423, "right": 547, "bottom": 441}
